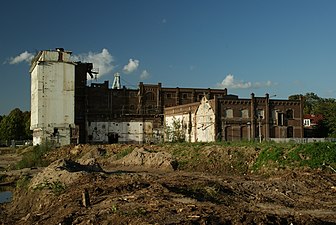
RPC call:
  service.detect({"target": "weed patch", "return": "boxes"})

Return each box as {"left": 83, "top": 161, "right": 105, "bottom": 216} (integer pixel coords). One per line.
{"left": 34, "top": 180, "right": 66, "bottom": 196}
{"left": 115, "top": 147, "right": 134, "bottom": 160}
{"left": 16, "top": 143, "right": 52, "bottom": 169}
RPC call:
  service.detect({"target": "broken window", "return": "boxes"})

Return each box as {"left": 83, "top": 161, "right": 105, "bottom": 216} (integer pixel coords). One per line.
{"left": 256, "top": 109, "right": 264, "bottom": 119}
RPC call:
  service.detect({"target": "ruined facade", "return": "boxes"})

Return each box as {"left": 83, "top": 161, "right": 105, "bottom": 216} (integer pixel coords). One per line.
{"left": 164, "top": 94, "right": 304, "bottom": 142}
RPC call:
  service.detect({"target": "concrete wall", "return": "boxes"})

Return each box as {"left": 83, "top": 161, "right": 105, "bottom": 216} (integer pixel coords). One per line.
{"left": 87, "top": 121, "right": 156, "bottom": 144}
{"left": 30, "top": 49, "right": 75, "bottom": 146}
{"left": 165, "top": 113, "right": 193, "bottom": 142}
{"left": 164, "top": 97, "right": 215, "bottom": 143}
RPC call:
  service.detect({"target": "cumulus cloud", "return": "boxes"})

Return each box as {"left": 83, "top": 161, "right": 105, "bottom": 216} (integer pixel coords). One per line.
{"left": 6, "top": 51, "right": 34, "bottom": 64}
{"left": 218, "top": 74, "right": 273, "bottom": 89}
{"left": 72, "top": 48, "right": 114, "bottom": 77}
{"left": 140, "top": 70, "right": 150, "bottom": 80}
{"left": 123, "top": 59, "right": 139, "bottom": 74}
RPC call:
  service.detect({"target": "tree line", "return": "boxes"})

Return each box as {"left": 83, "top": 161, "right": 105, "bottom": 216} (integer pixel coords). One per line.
{"left": 0, "top": 108, "right": 32, "bottom": 144}
{"left": 289, "top": 92, "right": 336, "bottom": 138}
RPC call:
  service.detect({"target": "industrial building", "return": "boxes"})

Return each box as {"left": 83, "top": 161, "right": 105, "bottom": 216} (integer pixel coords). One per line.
{"left": 30, "top": 48, "right": 304, "bottom": 146}
{"left": 164, "top": 93, "right": 304, "bottom": 142}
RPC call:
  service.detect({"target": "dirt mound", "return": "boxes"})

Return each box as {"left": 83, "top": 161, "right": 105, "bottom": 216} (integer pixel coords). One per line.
{"left": 113, "top": 147, "right": 178, "bottom": 171}
{"left": 29, "top": 159, "right": 104, "bottom": 189}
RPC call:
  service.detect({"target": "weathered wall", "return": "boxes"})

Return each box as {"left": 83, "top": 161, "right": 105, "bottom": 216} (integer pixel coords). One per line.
{"left": 87, "top": 121, "right": 157, "bottom": 144}
{"left": 164, "top": 97, "right": 216, "bottom": 143}
{"left": 194, "top": 98, "right": 216, "bottom": 142}
{"left": 30, "top": 50, "right": 75, "bottom": 146}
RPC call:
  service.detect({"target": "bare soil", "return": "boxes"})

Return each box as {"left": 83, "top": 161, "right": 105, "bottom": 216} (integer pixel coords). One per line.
{"left": 0, "top": 144, "right": 336, "bottom": 225}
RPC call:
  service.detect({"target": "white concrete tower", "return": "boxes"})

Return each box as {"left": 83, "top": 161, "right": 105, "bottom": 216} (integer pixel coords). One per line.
{"left": 112, "top": 72, "right": 121, "bottom": 89}
{"left": 29, "top": 48, "right": 76, "bottom": 146}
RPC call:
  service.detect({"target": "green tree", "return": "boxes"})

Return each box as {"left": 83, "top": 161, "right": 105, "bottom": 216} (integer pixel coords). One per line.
{"left": 23, "top": 111, "right": 32, "bottom": 139}
{"left": 0, "top": 108, "right": 32, "bottom": 142}
{"left": 314, "top": 98, "right": 336, "bottom": 137}
{"left": 303, "top": 92, "right": 321, "bottom": 115}
{"left": 165, "top": 117, "right": 186, "bottom": 142}
{"left": 289, "top": 92, "right": 322, "bottom": 115}
{"left": 289, "top": 93, "right": 334, "bottom": 137}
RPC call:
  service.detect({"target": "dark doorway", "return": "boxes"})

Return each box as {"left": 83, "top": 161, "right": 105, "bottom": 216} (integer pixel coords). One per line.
{"left": 108, "top": 133, "right": 119, "bottom": 144}
{"left": 287, "top": 127, "right": 293, "bottom": 138}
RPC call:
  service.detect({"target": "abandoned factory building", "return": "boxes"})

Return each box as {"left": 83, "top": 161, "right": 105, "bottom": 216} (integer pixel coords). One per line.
{"left": 30, "top": 48, "right": 304, "bottom": 146}
{"left": 164, "top": 94, "right": 304, "bottom": 143}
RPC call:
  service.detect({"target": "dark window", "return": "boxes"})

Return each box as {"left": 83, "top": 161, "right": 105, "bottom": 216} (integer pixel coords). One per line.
{"left": 286, "top": 109, "right": 294, "bottom": 119}
{"left": 277, "top": 113, "right": 284, "bottom": 126}
{"left": 182, "top": 93, "right": 188, "bottom": 99}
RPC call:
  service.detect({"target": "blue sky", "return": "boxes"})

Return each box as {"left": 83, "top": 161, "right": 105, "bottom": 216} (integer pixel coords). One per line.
{"left": 1, "top": 0, "right": 336, "bottom": 115}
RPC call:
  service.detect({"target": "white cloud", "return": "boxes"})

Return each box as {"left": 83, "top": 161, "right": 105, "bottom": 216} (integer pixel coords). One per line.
{"left": 218, "top": 74, "right": 273, "bottom": 89}
{"left": 72, "top": 48, "right": 114, "bottom": 77}
{"left": 6, "top": 51, "right": 34, "bottom": 64}
{"left": 123, "top": 58, "right": 139, "bottom": 74}
{"left": 140, "top": 70, "right": 150, "bottom": 80}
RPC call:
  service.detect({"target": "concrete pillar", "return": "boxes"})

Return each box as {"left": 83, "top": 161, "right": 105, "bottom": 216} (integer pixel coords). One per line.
{"left": 265, "top": 93, "right": 270, "bottom": 140}
{"left": 250, "top": 93, "right": 255, "bottom": 140}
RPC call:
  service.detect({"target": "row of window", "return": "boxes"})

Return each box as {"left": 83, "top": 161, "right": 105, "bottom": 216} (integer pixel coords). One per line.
{"left": 224, "top": 109, "right": 295, "bottom": 120}
{"left": 145, "top": 92, "right": 224, "bottom": 101}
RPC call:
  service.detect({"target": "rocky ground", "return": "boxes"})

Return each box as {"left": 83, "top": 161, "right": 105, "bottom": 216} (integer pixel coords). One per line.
{"left": 0, "top": 144, "right": 336, "bottom": 225}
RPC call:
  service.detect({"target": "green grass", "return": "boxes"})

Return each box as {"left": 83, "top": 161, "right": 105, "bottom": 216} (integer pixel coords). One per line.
{"left": 162, "top": 141, "right": 336, "bottom": 174}
{"left": 16, "top": 142, "right": 52, "bottom": 169}
{"left": 115, "top": 147, "right": 134, "bottom": 160}
{"left": 252, "top": 142, "right": 336, "bottom": 172}
{"left": 287, "top": 142, "right": 336, "bottom": 168}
